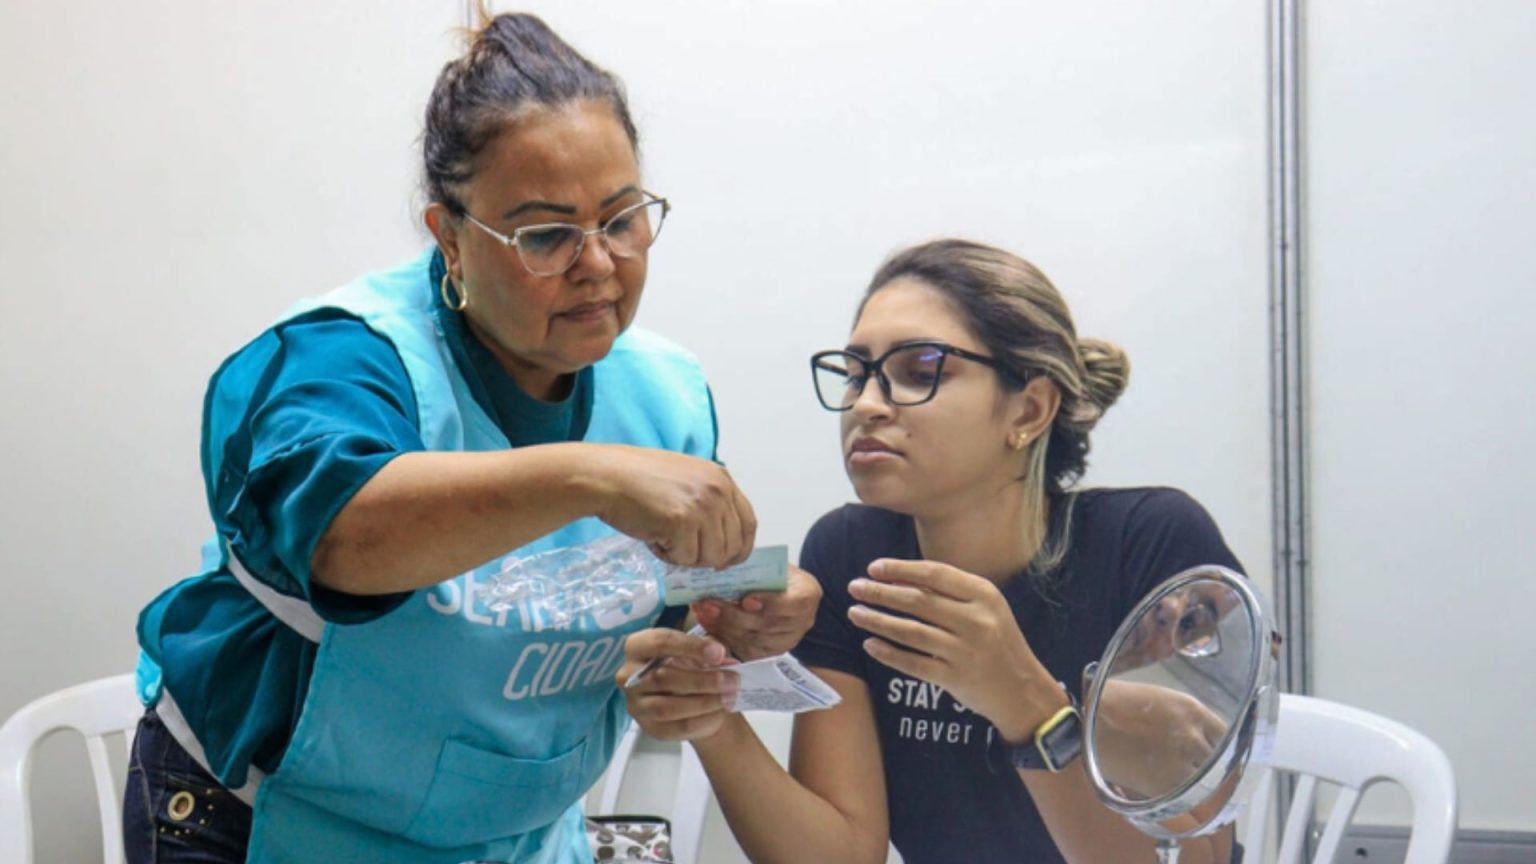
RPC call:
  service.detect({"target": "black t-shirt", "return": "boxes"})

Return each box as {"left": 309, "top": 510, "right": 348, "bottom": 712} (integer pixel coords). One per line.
{"left": 793, "top": 487, "right": 1244, "bottom": 864}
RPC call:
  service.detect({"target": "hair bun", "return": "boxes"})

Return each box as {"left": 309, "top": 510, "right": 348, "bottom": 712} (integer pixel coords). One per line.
{"left": 1077, "top": 338, "right": 1130, "bottom": 411}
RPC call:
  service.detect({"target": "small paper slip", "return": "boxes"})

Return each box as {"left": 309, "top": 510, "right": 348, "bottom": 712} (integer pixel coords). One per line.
{"left": 726, "top": 653, "right": 842, "bottom": 714}
{"left": 663, "top": 545, "right": 788, "bottom": 606}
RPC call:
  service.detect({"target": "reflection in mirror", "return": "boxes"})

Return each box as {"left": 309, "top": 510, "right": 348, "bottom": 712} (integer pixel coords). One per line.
{"left": 1082, "top": 565, "right": 1279, "bottom": 863}
{"left": 1099, "top": 580, "right": 1254, "bottom": 803}
{"left": 1092, "top": 678, "right": 1231, "bottom": 804}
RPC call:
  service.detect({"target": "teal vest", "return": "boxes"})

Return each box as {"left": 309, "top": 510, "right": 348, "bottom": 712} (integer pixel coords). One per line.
{"left": 209, "top": 250, "right": 713, "bottom": 863}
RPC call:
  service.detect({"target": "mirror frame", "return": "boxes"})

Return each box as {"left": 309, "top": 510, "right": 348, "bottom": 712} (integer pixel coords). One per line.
{"left": 1081, "top": 564, "right": 1281, "bottom": 840}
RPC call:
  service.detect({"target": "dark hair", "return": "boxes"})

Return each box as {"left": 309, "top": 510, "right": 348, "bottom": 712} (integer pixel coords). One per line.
{"left": 422, "top": 12, "right": 638, "bottom": 213}
{"left": 863, "top": 239, "right": 1131, "bottom": 571}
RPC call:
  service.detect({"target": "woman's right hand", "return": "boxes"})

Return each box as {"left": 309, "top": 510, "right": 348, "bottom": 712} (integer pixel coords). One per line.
{"left": 618, "top": 627, "right": 738, "bottom": 741}
{"left": 586, "top": 445, "right": 757, "bottom": 570}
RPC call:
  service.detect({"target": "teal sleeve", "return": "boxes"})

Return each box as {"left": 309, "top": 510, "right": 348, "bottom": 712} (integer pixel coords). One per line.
{"left": 203, "top": 309, "right": 422, "bottom": 622}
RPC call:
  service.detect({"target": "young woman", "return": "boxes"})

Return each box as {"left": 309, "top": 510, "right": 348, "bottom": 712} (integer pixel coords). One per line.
{"left": 123, "top": 13, "right": 816, "bottom": 864}
{"left": 621, "top": 239, "right": 1245, "bottom": 863}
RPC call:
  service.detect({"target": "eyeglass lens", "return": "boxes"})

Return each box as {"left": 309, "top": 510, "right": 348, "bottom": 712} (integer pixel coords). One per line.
{"left": 814, "top": 345, "right": 947, "bottom": 409}
{"left": 517, "top": 199, "right": 666, "bottom": 276}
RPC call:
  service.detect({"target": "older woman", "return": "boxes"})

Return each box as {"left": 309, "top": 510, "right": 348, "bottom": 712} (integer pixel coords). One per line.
{"left": 124, "top": 13, "right": 816, "bottom": 864}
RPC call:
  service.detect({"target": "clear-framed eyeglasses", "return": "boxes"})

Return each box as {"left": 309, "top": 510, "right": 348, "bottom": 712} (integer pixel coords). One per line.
{"left": 809, "top": 341, "right": 1025, "bottom": 411}
{"left": 458, "top": 191, "right": 670, "bottom": 277}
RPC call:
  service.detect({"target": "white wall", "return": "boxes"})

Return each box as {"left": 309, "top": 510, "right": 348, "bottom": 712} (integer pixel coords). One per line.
{"left": 1305, "top": 0, "right": 1536, "bottom": 832}
{"left": 0, "top": 3, "right": 462, "bottom": 859}
{"left": 0, "top": 1, "right": 1273, "bottom": 861}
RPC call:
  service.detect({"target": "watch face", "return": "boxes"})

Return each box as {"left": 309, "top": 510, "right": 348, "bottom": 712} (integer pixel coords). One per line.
{"left": 988, "top": 695, "right": 1084, "bottom": 774}
{"left": 1034, "top": 708, "right": 1083, "bottom": 772}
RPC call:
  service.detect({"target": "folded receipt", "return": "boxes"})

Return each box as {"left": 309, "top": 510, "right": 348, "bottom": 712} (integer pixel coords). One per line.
{"left": 726, "top": 653, "right": 842, "bottom": 714}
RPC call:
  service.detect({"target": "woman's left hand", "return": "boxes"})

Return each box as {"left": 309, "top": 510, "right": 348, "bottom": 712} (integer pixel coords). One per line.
{"left": 692, "top": 565, "right": 823, "bottom": 661}
{"left": 617, "top": 627, "right": 738, "bottom": 741}
{"left": 848, "top": 558, "right": 1066, "bottom": 742}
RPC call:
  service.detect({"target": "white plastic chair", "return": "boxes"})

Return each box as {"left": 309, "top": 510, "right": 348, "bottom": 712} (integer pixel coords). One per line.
{"left": 1241, "top": 693, "right": 1458, "bottom": 864}
{"left": 0, "top": 674, "right": 142, "bottom": 864}
{"left": 593, "top": 723, "right": 710, "bottom": 864}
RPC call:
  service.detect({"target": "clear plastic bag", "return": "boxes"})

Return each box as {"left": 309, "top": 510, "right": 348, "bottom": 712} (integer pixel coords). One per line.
{"left": 477, "top": 533, "right": 666, "bottom": 629}
{"left": 479, "top": 533, "right": 788, "bottom": 629}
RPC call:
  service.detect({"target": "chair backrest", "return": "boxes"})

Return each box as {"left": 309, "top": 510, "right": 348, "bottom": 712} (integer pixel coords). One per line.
{"left": 0, "top": 674, "right": 142, "bottom": 864}
{"left": 593, "top": 723, "right": 710, "bottom": 864}
{"left": 1240, "top": 693, "right": 1458, "bottom": 864}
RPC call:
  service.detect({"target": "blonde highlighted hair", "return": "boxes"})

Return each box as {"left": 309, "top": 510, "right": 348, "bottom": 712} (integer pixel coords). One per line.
{"left": 862, "top": 239, "right": 1131, "bottom": 573}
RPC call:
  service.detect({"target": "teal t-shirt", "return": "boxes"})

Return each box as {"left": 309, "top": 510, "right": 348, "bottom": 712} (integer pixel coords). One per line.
{"left": 138, "top": 253, "right": 607, "bottom": 786}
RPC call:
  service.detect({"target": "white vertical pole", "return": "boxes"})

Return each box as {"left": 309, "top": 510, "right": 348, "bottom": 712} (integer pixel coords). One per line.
{"left": 1267, "top": 0, "right": 1308, "bottom": 702}
{"left": 1268, "top": 0, "right": 1311, "bottom": 858}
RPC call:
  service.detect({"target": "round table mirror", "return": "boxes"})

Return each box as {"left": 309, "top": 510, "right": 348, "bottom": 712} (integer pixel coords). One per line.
{"left": 1081, "top": 565, "right": 1281, "bottom": 863}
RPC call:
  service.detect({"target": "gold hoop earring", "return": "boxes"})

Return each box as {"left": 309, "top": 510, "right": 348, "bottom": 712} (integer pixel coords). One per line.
{"left": 440, "top": 272, "right": 468, "bottom": 312}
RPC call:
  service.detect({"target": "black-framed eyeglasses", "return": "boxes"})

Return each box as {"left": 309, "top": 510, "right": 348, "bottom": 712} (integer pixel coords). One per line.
{"left": 459, "top": 191, "right": 670, "bottom": 277}
{"left": 809, "top": 341, "right": 1022, "bottom": 411}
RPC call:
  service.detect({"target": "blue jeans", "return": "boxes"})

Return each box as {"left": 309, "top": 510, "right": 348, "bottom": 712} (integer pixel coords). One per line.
{"left": 122, "top": 710, "right": 251, "bottom": 864}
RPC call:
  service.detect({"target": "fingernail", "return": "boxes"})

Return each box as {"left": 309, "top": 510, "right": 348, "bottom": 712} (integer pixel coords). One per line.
{"left": 849, "top": 578, "right": 869, "bottom": 595}
{"left": 868, "top": 560, "right": 886, "bottom": 578}
{"left": 703, "top": 642, "right": 726, "bottom": 664}
{"left": 848, "top": 605, "right": 869, "bottom": 623}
